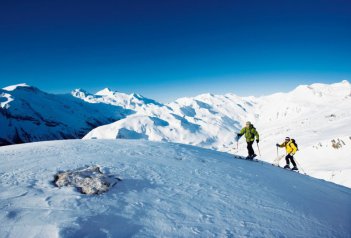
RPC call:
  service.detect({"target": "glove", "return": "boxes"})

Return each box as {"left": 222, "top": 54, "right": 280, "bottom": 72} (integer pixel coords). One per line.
{"left": 235, "top": 134, "right": 240, "bottom": 141}
{"left": 276, "top": 143, "right": 280, "bottom": 147}
{"left": 256, "top": 139, "right": 259, "bottom": 143}
{"left": 289, "top": 153, "right": 294, "bottom": 156}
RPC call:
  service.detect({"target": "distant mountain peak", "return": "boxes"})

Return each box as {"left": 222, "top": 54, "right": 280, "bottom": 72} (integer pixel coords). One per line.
{"left": 95, "top": 88, "right": 114, "bottom": 96}
{"left": 130, "top": 92, "right": 143, "bottom": 99}
{"left": 341, "top": 79, "right": 350, "bottom": 85}
{"left": 71, "top": 88, "right": 92, "bottom": 98}
{"left": 3, "top": 83, "right": 31, "bottom": 91}
{"left": 72, "top": 88, "right": 89, "bottom": 93}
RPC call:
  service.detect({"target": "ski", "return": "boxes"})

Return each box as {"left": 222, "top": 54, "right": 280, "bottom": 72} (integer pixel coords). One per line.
{"left": 234, "top": 155, "right": 260, "bottom": 163}
{"left": 271, "top": 163, "right": 306, "bottom": 174}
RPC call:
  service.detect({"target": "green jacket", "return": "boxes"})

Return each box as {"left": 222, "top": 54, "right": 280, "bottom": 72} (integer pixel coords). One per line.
{"left": 238, "top": 125, "right": 259, "bottom": 142}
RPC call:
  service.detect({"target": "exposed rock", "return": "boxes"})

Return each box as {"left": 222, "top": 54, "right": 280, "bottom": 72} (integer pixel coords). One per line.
{"left": 326, "top": 114, "right": 336, "bottom": 118}
{"left": 331, "top": 139, "right": 345, "bottom": 149}
{"left": 54, "top": 165, "right": 121, "bottom": 195}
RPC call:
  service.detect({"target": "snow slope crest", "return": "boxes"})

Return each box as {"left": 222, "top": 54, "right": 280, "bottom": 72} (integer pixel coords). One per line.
{"left": 291, "top": 80, "right": 351, "bottom": 99}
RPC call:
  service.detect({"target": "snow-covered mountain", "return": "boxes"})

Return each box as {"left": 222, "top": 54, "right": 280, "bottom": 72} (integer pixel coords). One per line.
{"left": 0, "top": 84, "right": 133, "bottom": 146}
{"left": 0, "top": 139, "right": 350, "bottom": 237}
{"left": 2, "top": 81, "right": 350, "bottom": 187}
{"left": 82, "top": 81, "right": 351, "bottom": 187}
{"left": 83, "top": 80, "right": 351, "bottom": 151}
{"left": 78, "top": 90, "right": 253, "bottom": 148}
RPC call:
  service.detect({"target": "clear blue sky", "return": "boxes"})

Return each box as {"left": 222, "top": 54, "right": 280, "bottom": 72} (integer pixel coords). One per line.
{"left": 1, "top": 0, "right": 350, "bottom": 102}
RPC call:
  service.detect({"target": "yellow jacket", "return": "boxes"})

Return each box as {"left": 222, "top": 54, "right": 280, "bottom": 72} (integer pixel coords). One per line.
{"left": 278, "top": 140, "right": 297, "bottom": 155}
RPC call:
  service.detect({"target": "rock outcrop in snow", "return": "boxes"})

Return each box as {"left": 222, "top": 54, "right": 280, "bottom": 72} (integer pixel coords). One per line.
{"left": 54, "top": 165, "right": 121, "bottom": 195}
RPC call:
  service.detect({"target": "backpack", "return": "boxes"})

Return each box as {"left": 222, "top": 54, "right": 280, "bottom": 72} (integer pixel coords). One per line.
{"left": 290, "top": 139, "right": 299, "bottom": 151}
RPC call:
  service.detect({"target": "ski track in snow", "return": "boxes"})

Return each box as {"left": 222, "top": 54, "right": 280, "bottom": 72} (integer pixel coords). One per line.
{"left": 0, "top": 139, "right": 350, "bottom": 237}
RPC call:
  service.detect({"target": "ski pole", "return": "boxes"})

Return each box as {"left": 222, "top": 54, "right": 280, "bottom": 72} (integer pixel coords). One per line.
{"left": 295, "top": 159, "right": 307, "bottom": 175}
{"left": 276, "top": 146, "right": 278, "bottom": 157}
{"left": 256, "top": 142, "right": 261, "bottom": 156}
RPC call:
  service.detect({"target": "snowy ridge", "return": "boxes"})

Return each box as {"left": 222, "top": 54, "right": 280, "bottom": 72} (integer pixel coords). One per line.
{"left": 0, "top": 139, "right": 350, "bottom": 237}
{"left": 0, "top": 85, "right": 133, "bottom": 146}
{"left": 72, "top": 88, "right": 164, "bottom": 112}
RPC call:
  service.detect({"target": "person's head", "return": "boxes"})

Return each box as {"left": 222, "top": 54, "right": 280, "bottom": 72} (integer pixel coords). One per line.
{"left": 245, "top": 121, "right": 251, "bottom": 128}
{"left": 285, "top": 137, "right": 290, "bottom": 142}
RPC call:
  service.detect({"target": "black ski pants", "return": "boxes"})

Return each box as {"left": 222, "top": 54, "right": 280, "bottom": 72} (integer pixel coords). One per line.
{"left": 247, "top": 141, "right": 255, "bottom": 156}
{"left": 285, "top": 154, "right": 297, "bottom": 167}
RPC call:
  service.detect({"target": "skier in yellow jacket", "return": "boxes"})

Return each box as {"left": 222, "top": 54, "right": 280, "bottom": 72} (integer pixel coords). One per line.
{"left": 276, "top": 137, "right": 298, "bottom": 170}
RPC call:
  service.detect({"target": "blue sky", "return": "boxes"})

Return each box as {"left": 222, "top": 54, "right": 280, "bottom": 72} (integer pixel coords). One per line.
{"left": 0, "top": 0, "right": 350, "bottom": 102}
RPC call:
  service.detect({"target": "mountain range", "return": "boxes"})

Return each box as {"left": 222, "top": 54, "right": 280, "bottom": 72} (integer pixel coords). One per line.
{"left": 1, "top": 81, "right": 350, "bottom": 187}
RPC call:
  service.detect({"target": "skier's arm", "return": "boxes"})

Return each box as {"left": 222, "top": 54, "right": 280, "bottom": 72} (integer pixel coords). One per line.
{"left": 276, "top": 142, "right": 284, "bottom": 148}
{"left": 254, "top": 129, "right": 259, "bottom": 142}
{"left": 236, "top": 128, "right": 245, "bottom": 141}
{"left": 238, "top": 127, "right": 245, "bottom": 136}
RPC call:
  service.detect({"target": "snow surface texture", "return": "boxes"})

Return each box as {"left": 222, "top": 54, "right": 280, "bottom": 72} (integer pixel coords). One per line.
{"left": 81, "top": 81, "right": 351, "bottom": 188}
{"left": 0, "top": 84, "right": 133, "bottom": 146}
{"left": 0, "top": 139, "right": 350, "bottom": 237}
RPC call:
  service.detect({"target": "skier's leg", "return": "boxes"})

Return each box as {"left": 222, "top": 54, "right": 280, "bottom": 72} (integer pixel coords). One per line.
{"left": 284, "top": 155, "right": 290, "bottom": 168}
{"left": 247, "top": 141, "right": 254, "bottom": 157}
{"left": 290, "top": 156, "right": 297, "bottom": 169}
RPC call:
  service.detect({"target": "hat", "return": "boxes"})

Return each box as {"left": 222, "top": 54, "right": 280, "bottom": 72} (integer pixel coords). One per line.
{"left": 246, "top": 121, "right": 251, "bottom": 125}
{"left": 285, "top": 137, "right": 290, "bottom": 140}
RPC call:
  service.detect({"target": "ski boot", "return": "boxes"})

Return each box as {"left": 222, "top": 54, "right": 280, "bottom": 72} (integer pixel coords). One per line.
{"left": 283, "top": 164, "right": 290, "bottom": 169}
{"left": 291, "top": 166, "right": 298, "bottom": 171}
{"left": 246, "top": 154, "right": 256, "bottom": 160}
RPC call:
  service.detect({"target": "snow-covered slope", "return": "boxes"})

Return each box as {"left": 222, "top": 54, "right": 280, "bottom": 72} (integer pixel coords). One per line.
{"left": 0, "top": 139, "right": 350, "bottom": 237}
{"left": 83, "top": 81, "right": 351, "bottom": 187}
{"left": 0, "top": 84, "right": 133, "bottom": 146}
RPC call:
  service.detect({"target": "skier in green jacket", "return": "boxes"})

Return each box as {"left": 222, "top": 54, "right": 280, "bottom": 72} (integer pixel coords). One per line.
{"left": 236, "top": 121, "right": 260, "bottom": 160}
